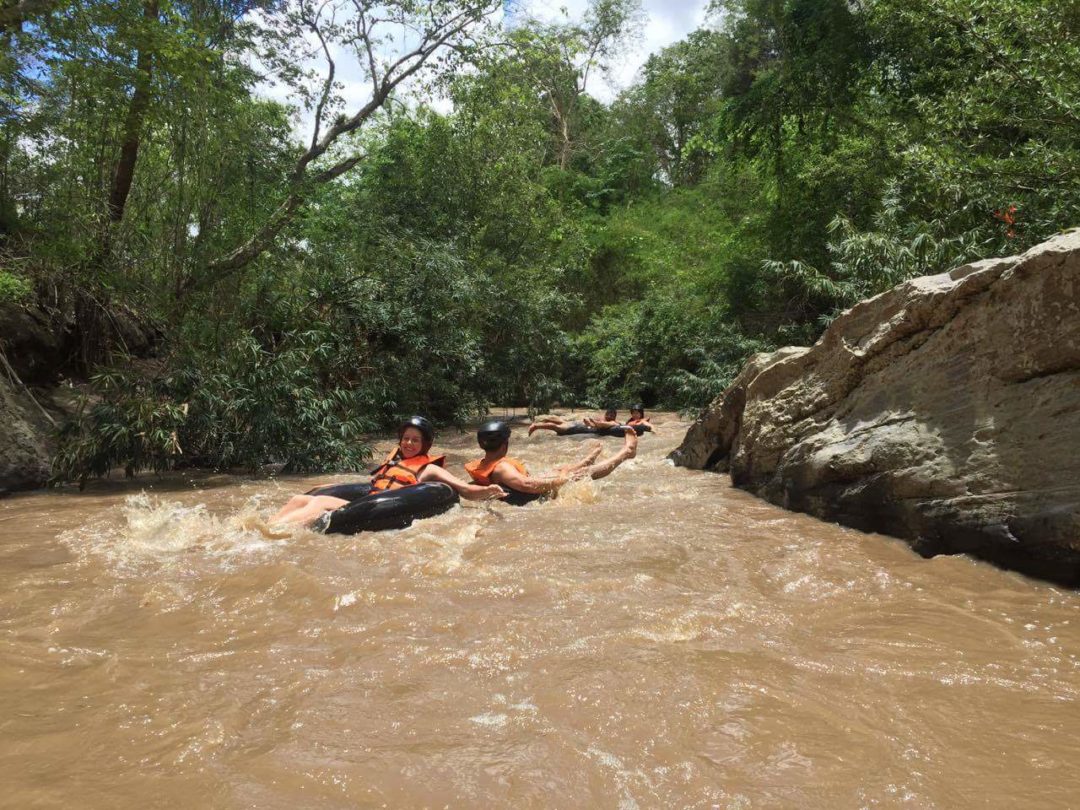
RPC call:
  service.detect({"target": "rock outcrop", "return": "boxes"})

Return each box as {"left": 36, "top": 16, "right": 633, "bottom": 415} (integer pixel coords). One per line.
{"left": 672, "top": 229, "right": 1080, "bottom": 585}
{"left": 0, "top": 375, "right": 54, "bottom": 494}
{"left": 0, "top": 298, "right": 158, "bottom": 494}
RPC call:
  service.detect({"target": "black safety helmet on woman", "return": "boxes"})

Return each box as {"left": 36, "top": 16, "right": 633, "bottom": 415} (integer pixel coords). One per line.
{"left": 399, "top": 415, "right": 434, "bottom": 452}
{"left": 631, "top": 403, "right": 645, "bottom": 415}
{"left": 477, "top": 420, "right": 512, "bottom": 451}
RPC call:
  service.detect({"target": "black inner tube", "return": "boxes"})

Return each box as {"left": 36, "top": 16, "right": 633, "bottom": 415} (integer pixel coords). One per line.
{"left": 558, "top": 422, "right": 595, "bottom": 436}
{"left": 318, "top": 482, "right": 459, "bottom": 535}
{"left": 305, "top": 481, "right": 373, "bottom": 500}
{"left": 557, "top": 423, "right": 646, "bottom": 437}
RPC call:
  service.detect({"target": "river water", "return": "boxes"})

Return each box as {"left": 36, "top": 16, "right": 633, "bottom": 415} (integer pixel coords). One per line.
{"left": 1, "top": 413, "right": 1078, "bottom": 808}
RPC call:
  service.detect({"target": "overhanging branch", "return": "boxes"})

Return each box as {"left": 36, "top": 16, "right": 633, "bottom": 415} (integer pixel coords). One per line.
{"left": 193, "top": 0, "right": 497, "bottom": 292}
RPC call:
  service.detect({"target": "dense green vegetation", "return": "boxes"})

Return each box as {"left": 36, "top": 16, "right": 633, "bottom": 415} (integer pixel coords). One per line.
{"left": 1, "top": 0, "right": 1078, "bottom": 479}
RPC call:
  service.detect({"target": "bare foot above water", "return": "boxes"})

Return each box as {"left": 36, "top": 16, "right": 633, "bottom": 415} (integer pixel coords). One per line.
{"left": 240, "top": 515, "right": 293, "bottom": 540}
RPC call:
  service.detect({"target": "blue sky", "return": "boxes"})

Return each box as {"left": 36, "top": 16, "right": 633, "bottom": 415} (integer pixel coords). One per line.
{"left": 258, "top": 0, "right": 711, "bottom": 138}
{"left": 510, "top": 0, "right": 712, "bottom": 101}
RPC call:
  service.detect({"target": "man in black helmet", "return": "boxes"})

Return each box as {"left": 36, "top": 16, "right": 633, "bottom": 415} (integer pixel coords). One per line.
{"left": 465, "top": 419, "right": 637, "bottom": 505}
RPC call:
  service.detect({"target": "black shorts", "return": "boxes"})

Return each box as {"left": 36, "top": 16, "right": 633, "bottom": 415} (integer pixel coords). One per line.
{"left": 305, "top": 482, "right": 374, "bottom": 501}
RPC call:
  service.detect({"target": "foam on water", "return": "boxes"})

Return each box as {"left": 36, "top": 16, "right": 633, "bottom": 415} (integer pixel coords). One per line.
{"left": 469, "top": 712, "right": 509, "bottom": 728}
{"left": 60, "top": 491, "right": 290, "bottom": 571}
{"left": 551, "top": 477, "right": 601, "bottom": 505}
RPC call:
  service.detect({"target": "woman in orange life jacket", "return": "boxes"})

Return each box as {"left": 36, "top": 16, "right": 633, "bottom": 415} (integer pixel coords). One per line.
{"left": 270, "top": 416, "right": 505, "bottom": 526}
{"left": 466, "top": 419, "right": 637, "bottom": 505}
{"left": 527, "top": 407, "right": 618, "bottom": 436}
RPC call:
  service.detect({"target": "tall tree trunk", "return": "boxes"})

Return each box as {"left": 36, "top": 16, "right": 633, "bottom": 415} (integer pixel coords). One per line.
{"left": 77, "top": 0, "right": 158, "bottom": 372}
{"left": 557, "top": 109, "right": 571, "bottom": 171}
{"left": 552, "top": 92, "right": 575, "bottom": 172}
{"left": 105, "top": 0, "right": 158, "bottom": 229}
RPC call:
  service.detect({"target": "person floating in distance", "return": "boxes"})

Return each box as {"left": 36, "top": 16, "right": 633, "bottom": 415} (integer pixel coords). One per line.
{"left": 528, "top": 405, "right": 652, "bottom": 437}
{"left": 528, "top": 407, "right": 621, "bottom": 436}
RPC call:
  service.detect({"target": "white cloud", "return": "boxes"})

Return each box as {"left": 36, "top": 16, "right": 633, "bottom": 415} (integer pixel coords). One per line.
{"left": 603, "top": 0, "right": 712, "bottom": 101}
{"left": 509, "top": 0, "right": 711, "bottom": 102}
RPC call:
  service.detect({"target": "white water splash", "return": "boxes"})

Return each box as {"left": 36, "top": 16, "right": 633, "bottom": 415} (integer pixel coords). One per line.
{"left": 61, "top": 491, "right": 289, "bottom": 571}
{"left": 469, "top": 712, "right": 509, "bottom": 728}
{"left": 551, "top": 478, "right": 601, "bottom": 505}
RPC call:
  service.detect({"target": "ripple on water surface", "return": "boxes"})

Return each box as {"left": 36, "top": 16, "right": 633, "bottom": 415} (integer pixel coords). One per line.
{"left": 1, "top": 413, "right": 1079, "bottom": 808}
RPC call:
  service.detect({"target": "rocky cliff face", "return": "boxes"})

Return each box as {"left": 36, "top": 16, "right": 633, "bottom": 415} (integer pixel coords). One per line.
{"left": 0, "top": 376, "right": 54, "bottom": 494}
{"left": 0, "top": 299, "right": 158, "bottom": 494}
{"left": 672, "top": 229, "right": 1080, "bottom": 585}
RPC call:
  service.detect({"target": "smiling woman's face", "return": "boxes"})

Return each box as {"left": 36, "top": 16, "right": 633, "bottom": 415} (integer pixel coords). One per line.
{"left": 399, "top": 426, "right": 425, "bottom": 458}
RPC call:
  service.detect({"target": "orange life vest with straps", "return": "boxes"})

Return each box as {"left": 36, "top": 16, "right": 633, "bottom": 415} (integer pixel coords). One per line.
{"left": 464, "top": 455, "right": 528, "bottom": 486}
{"left": 370, "top": 448, "right": 445, "bottom": 492}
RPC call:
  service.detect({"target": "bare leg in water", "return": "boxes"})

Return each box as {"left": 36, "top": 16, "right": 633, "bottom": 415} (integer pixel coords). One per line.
{"left": 564, "top": 431, "right": 637, "bottom": 481}
{"left": 528, "top": 415, "right": 575, "bottom": 436}
{"left": 270, "top": 494, "right": 349, "bottom": 526}
{"left": 552, "top": 440, "right": 604, "bottom": 476}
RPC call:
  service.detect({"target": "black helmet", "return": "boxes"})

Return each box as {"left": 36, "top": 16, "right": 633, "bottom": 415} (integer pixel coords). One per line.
{"left": 477, "top": 420, "right": 512, "bottom": 451}
{"left": 399, "top": 415, "right": 434, "bottom": 450}
{"left": 631, "top": 403, "right": 645, "bottom": 414}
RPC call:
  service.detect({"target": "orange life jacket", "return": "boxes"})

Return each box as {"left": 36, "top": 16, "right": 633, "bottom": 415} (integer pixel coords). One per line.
{"left": 626, "top": 417, "right": 646, "bottom": 426}
{"left": 464, "top": 455, "right": 528, "bottom": 486}
{"left": 370, "top": 448, "right": 445, "bottom": 492}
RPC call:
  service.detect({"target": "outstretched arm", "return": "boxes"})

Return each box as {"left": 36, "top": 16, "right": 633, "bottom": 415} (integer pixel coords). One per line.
{"left": 492, "top": 462, "right": 565, "bottom": 495}
{"left": 419, "top": 465, "right": 506, "bottom": 500}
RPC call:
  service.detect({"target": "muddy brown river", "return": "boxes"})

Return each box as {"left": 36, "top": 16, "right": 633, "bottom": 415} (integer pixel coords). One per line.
{"left": 1, "top": 413, "right": 1078, "bottom": 807}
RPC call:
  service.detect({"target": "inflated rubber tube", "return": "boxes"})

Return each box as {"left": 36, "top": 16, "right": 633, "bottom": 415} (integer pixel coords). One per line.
{"left": 595, "top": 424, "right": 647, "bottom": 437}
{"left": 558, "top": 422, "right": 595, "bottom": 436}
{"left": 555, "top": 423, "right": 646, "bottom": 437}
{"left": 317, "top": 483, "right": 459, "bottom": 535}
{"left": 306, "top": 481, "right": 374, "bottom": 500}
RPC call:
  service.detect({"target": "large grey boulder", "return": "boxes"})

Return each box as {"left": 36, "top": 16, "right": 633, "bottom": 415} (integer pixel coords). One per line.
{"left": 0, "top": 375, "right": 53, "bottom": 494}
{"left": 672, "top": 229, "right": 1080, "bottom": 584}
